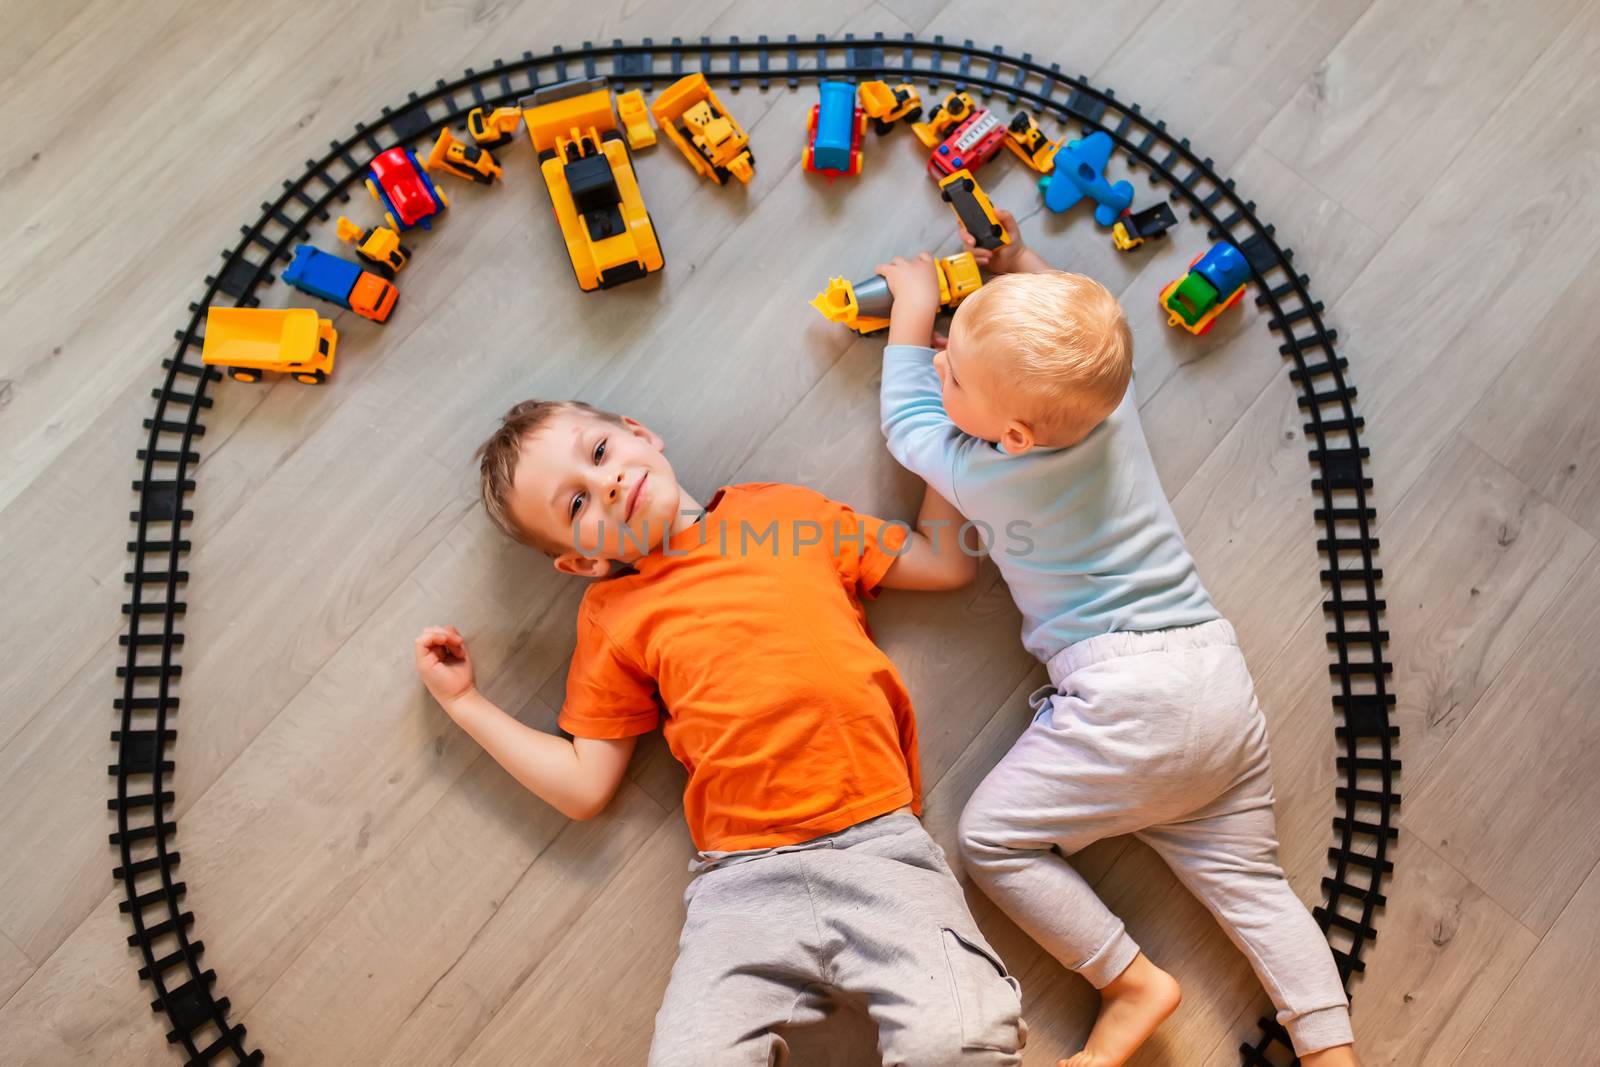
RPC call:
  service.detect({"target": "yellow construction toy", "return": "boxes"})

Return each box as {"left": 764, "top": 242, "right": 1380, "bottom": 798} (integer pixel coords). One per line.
{"left": 858, "top": 80, "right": 923, "bottom": 134}
{"left": 938, "top": 168, "right": 1010, "bottom": 251}
{"left": 615, "top": 88, "right": 656, "bottom": 149}
{"left": 425, "top": 128, "right": 503, "bottom": 184}
{"left": 200, "top": 306, "right": 336, "bottom": 384}
{"left": 467, "top": 106, "right": 522, "bottom": 150}
{"left": 810, "top": 251, "right": 983, "bottom": 335}
{"left": 1003, "top": 110, "right": 1061, "bottom": 173}
{"left": 650, "top": 73, "right": 755, "bottom": 185}
{"left": 521, "top": 77, "right": 664, "bottom": 291}
{"left": 335, "top": 217, "right": 410, "bottom": 278}
{"left": 911, "top": 90, "right": 978, "bottom": 148}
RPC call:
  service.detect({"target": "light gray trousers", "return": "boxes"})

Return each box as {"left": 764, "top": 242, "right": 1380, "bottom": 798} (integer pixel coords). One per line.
{"left": 957, "top": 620, "right": 1353, "bottom": 1056}
{"left": 649, "top": 812, "right": 1024, "bottom": 1067}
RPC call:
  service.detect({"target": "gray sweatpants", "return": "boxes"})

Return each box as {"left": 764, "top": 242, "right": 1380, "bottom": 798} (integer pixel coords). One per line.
{"left": 957, "top": 620, "right": 1352, "bottom": 1056}
{"left": 649, "top": 812, "right": 1025, "bottom": 1067}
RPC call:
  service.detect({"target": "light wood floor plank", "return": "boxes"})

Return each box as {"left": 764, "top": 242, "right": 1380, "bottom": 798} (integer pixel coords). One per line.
{"left": 1401, "top": 549, "right": 1600, "bottom": 933}
{"left": 1453, "top": 857, "right": 1600, "bottom": 1066}
{"left": 248, "top": 775, "right": 668, "bottom": 1066}
{"left": 1322, "top": 1, "right": 1600, "bottom": 509}
{"left": 1367, "top": 434, "right": 1594, "bottom": 781}
{"left": 1460, "top": 248, "right": 1600, "bottom": 542}
{"left": 1258, "top": 0, "right": 1588, "bottom": 232}
{"left": 0, "top": 928, "right": 32, "bottom": 1010}
{"left": 1092, "top": 0, "right": 1376, "bottom": 173}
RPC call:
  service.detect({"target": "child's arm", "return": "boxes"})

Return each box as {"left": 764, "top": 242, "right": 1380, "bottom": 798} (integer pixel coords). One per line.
{"left": 414, "top": 626, "right": 635, "bottom": 821}
{"left": 959, "top": 208, "right": 1052, "bottom": 275}
{"left": 875, "top": 254, "right": 963, "bottom": 504}
{"left": 878, "top": 483, "right": 979, "bottom": 591}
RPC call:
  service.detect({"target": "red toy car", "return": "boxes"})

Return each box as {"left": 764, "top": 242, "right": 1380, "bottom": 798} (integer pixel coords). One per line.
{"left": 365, "top": 147, "right": 448, "bottom": 231}
{"left": 928, "top": 108, "right": 1007, "bottom": 179}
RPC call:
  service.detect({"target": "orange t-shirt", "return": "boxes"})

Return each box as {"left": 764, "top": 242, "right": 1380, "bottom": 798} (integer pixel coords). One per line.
{"left": 557, "top": 482, "right": 921, "bottom": 852}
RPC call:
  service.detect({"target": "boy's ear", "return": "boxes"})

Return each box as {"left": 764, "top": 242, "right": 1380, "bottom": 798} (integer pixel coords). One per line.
{"left": 553, "top": 552, "right": 612, "bottom": 578}
{"left": 999, "top": 420, "right": 1036, "bottom": 455}
{"left": 619, "top": 415, "right": 665, "bottom": 453}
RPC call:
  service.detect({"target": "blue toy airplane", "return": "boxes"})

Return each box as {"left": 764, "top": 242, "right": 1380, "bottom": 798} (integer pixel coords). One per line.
{"left": 1038, "top": 130, "right": 1134, "bottom": 226}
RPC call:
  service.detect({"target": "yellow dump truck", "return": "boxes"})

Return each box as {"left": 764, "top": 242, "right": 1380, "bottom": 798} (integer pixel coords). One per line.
{"left": 200, "top": 306, "right": 337, "bottom": 384}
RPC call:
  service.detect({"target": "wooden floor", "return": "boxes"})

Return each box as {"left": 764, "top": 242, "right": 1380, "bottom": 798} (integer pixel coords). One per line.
{"left": 3, "top": 0, "right": 1598, "bottom": 1063}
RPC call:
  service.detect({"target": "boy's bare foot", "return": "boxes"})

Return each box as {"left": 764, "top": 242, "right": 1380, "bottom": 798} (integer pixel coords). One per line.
{"left": 1057, "top": 954, "right": 1180, "bottom": 1067}
{"left": 1300, "top": 1045, "right": 1361, "bottom": 1067}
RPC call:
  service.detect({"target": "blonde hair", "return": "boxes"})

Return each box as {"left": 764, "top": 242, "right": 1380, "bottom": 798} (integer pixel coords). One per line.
{"left": 956, "top": 271, "right": 1132, "bottom": 445}
{"left": 476, "top": 399, "right": 623, "bottom": 553}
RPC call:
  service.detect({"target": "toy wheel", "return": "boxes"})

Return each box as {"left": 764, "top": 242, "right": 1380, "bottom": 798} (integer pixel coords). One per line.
{"left": 712, "top": 164, "right": 732, "bottom": 184}
{"left": 384, "top": 211, "right": 399, "bottom": 232}
{"left": 294, "top": 370, "right": 328, "bottom": 384}
{"left": 436, "top": 188, "right": 450, "bottom": 209}
{"left": 228, "top": 367, "right": 261, "bottom": 383}
{"left": 872, "top": 118, "right": 894, "bottom": 136}
{"left": 801, "top": 146, "right": 814, "bottom": 172}
{"left": 904, "top": 106, "right": 923, "bottom": 123}
{"left": 365, "top": 178, "right": 379, "bottom": 202}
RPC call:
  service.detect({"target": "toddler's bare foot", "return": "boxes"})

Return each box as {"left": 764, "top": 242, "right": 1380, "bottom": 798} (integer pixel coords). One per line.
{"left": 1300, "top": 1045, "right": 1361, "bottom": 1067}
{"left": 1057, "top": 954, "right": 1180, "bottom": 1067}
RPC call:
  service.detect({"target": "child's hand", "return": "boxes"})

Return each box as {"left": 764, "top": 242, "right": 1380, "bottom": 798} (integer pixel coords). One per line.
{"left": 414, "top": 625, "right": 477, "bottom": 709}
{"left": 960, "top": 208, "right": 1026, "bottom": 274}
{"left": 875, "top": 252, "right": 942, "bottom": 317}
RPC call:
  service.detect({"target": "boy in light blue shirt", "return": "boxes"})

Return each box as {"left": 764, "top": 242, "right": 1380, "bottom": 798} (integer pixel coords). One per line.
{"left": 871, "top": 211, "right": 1360, "bottom": 1067}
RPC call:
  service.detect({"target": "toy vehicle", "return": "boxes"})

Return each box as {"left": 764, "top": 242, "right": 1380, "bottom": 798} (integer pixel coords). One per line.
{"left": 651, "top": 73, "right": 754, "bottom": 185}
{"left": 335, "top": 217, "right": 410, "bottom": 278}
{"left": 1038, "top": 131, "right": 1132, "bottom": 226}
{"left": 804, "top": 80, "right": 867, "bottom": 177}
{"left": 200, "top": 306, "right": 336, "bottom": 384}
{"left": 1004, "top": 111, "right": 1060, "bottom": 173}
{"left": 911, "top": 90, "right": 977, "bottom": 148}
{"left": 928, "top": 107, "right": 1007, "bottom": 178}
{"left": 522, "top": 77, "right": 664, "bottom": 291}
{"left": 1160, "top": 242, "right": 1250, "bottom": 335}
{"left": 858, "top": 80, "right": 922, "bottom": 134}
{"left": 425, "top": 128, "right": 502, "bottom": 184}
{"left": 938, "top": 169, "right": 1009, "bottom": 251}
{"left": 282, "top": 244, "right": 399, "bottom": 323}
{"left": 1112, "top": 203, "right": 1178, "bottom": 251}
{"left": 366, "top": 147, "right": 448, "bottom": 231}
{"left": 810, "top": 251, "right": 984, "bottom": 334}
{"left": 615, "top": 89, "right": 656, "bottom": 149}
{"left": 467, "top": 106, "right": 522, "bottom": 150}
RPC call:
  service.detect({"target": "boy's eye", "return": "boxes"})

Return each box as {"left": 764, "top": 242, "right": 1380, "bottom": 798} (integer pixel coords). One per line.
{"left": 593, "top": 438, "right": 607, "bottom": 464}
{"left": 569, "top": 491, "right": 586, "bottom": 519}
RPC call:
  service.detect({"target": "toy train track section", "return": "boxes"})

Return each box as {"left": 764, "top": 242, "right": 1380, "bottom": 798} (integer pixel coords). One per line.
{"left": 521, "top": 77, "right": 663, "bottom": 291}
{"left": 125, "top": 34, "right": 1392, "bottom": 1067}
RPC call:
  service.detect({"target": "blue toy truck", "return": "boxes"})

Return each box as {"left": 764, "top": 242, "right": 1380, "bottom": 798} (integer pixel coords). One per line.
{"left": 282, "top": 244, "right": 399, "bottom": 324}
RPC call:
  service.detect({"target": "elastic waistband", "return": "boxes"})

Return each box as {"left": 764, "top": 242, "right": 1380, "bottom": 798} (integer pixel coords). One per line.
{"left": 689, "top": 811, "right": 924, "bottom": 874}
{"left": 1045, "top": 619, "right": 1238, "bottom": 687}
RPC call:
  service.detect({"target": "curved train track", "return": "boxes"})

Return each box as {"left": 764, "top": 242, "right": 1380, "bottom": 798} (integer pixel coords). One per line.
{"left": 113, "top": 33, "right": 1397, "bottom": 1066}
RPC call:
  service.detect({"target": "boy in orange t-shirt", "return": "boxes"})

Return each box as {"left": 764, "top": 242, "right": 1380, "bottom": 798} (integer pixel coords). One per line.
{"left": 413, "top": 398, "right": 1025, "bottom": 1065}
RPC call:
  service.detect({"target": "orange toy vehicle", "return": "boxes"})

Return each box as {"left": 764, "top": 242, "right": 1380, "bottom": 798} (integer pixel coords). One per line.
{"left": 520, "top": 78, "right": 663, "bottom": 290}
{"left": 650, "top": 73, "right": 754, "bottom": 185}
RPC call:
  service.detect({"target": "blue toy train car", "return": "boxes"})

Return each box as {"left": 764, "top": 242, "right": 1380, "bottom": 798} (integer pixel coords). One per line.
{"left": 283, "top": 244, "right": 399, "bottom": 324}
{"left": 803, "top": 80, "right": 866, "bottom": 177}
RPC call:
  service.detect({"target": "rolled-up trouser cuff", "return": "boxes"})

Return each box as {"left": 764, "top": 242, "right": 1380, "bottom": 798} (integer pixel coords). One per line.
{"left": 1286, "top": 1003, "right": 1354, "bottom": 1056}
{"left": 1077, "top": 923, "right": 1141, "bottom": 989}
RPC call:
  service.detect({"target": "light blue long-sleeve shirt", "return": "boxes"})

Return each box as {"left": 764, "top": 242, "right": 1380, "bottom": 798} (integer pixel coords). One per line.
{"left": 880, "top": 344, "right": 1218, "bottom": 662}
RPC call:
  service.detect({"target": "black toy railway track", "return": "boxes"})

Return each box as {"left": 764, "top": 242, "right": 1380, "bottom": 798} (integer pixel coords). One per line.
{"left": 115, "top": 33, "right": 1395, "bottom": 1066}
